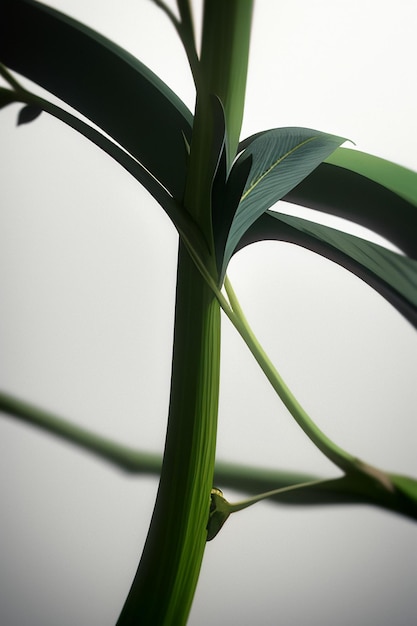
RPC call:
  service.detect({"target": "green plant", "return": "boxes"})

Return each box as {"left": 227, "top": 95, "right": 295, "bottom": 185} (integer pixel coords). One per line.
{"left": 0, "top": 0, "right": 416, "bottom": 624}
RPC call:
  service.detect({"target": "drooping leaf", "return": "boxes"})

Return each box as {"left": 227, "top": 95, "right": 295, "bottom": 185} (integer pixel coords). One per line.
{"left": 284, "top": 151, "right": 417, "bottom": 259}
{"left": 236, "top": 211, "right": 417, "bottom": 329}
{"left": 17, "top": 103, "right": 42, "bottom": 125}
{"left": 220, "top": 127, "right": 346, "bottom": 279}
{"left": 3, "top": 89, "right": 210, "bottom": 271}
{"left": 326, "top": 148, "right": 417, "bottom": 208}
{"left": 0, "top": 0, "right": 193, "bottom": 199}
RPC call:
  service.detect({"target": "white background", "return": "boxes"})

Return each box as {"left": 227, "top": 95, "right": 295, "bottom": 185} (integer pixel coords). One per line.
{"left": 1, "top": 1, "right": 417, "bottom": 624}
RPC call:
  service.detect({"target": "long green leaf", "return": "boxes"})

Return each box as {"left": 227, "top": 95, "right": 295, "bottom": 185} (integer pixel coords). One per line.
{"left": 220, "top": 127, "right": 346, "bottom": 279}
{"left": 284, "top": 152, "right": 417, "bottom": 259}
{"left": 1, "top": 86, "right": 211, "bottom": 269}
{"left": 236, "top": 211, "right": 417, "bottom": 329}
{"left": 0, "top": 0, "right": 192, "bottom": 199}
{"left": 326, "top": 148, "right": 417, "bottom": 207}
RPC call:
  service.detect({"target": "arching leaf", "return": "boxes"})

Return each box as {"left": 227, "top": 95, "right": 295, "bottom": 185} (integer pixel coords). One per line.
{"left": 236, "top": 211, "right": 417, "bottom": 329}
{"left": 0, "top": 0, "right": 193, "bottom": 199}
{"left": 284, "top": 151, "right": 417, "bottom": 259}
{"left": 220, "top": 127, "right": 346, "bottom": 279}
{"left": 3, "top": 85, "right": 209, "bottom": 269}
{"left": 326, "top": 148, "right": 417, "bottom": 207}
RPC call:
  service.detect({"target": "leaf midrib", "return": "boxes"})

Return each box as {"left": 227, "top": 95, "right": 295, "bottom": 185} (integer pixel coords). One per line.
{"left": 240, "top": 136, "right": 317, "bottom": 202}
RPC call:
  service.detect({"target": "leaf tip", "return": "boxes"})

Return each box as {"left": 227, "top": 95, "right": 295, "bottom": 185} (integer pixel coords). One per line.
{"left": 17, "top": 104, "right": 42, "bottom": 126}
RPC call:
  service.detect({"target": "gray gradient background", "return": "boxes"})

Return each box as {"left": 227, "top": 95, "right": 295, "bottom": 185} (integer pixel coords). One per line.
{"left": 1, "top": 1, "right": 416, "bottom": 624}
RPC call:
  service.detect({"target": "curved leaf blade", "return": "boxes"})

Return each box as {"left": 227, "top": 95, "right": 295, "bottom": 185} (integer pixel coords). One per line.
{"left": 236, "top": 211, "right": 417, "bottom": 329}
{"left": 4, "top": 87, "right": 210, "bottom": 274}
{"left": 0, "top": 0, "right": 193, "bottom": 199}
{"left": 326, "top": 148, "right": 417, "bottom": 208}
{"left": 284, "top": 156, "right": 417, "bottom": 259}
{"left": 221, "top": 127, "right": 346, "bottom": 278}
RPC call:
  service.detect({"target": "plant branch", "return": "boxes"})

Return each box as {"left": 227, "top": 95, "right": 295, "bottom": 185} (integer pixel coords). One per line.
{"left": 221, "top": 276, "right": 357, "bottom": 473}
{"left": 0, "top": 391, "right": 320, "bottom": 494}
{"left": 2, "top": 389, "right": 416, "bottom": 523}
{"left": 217, "top": 277, "right": 411, "bottom": 505}
{"left": 0, "top": 78, "right": 390, "bottom": 487}
{"left": 227, "top": 479, "right": 331, "bottom": 512}
{"left": 207, "top": 479, "right": 329, "bottom": 539}
{"left": 0, "top": 390, "right": 161, "bottom": 473}
{"left": 151, "top": 0, "right": 201, "bottom": 88}
{"left": 0, "top": 61, "right": 24, "bottom": 91}
{"left": 0, "top": 389, "right": 318, "bottom": 494}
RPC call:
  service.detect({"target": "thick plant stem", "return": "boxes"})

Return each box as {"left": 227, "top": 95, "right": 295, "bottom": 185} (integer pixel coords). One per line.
{"left": 184, "top": 0, "right": 253, "bottom": 248}
{"left": 199, "top": 0, "right": 253, "bottom": 166}
{"left": 117, "top": 244, "right": 221, "bottom": 625}
{"left": 117, "top": 2, "right": 252, "bottom": 622}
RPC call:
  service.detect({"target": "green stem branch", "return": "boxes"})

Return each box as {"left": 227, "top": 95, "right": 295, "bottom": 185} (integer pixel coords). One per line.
{"left": 151, "top": 0, "right": 201, "bottom": 88}
{"left": 0, "top": 61, "right": 24, "bottom": 91}
{"left": 0, "top": 390, "right": 161, "bottom": 473}
{"left": 2, "top": 388, "right": 416, "bottom": 524}
{"left": 222, "top": 276, "right": 356, "bottom": 473}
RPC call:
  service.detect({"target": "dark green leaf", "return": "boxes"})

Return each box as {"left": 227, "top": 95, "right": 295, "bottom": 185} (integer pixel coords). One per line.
{"left": 327, "top": 148, "right": 417, "bottom": 207}
{"left": 0, "top": 0, "right": 193, "bottom": 199}
{"left": 0, "top": 86, "right": 17, "bottom": 109}
{"left": 220, "top": 127, "right": 346, "bottom": 279}
{"left": 236, "top": 211, "right": 417, "bottom": 329}
{"left": 284, "top": 155, "right": 417, "bottom": 259}
{"left": 7, "top": 92, "right": 210, "bottom": 268}
{"left": 17, "top": 103, "right": 42, "bottom": 125}
{"left": 212, "top": 147, "right": 252, "bottom": 276}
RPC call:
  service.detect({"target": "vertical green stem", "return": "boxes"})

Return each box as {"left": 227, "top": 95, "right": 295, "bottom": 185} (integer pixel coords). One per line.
{"left": 118, "top": 2, "right": 254, "bottom": 623}
{"left": 117, "top": 245, "right": 221, "bottom": 625}
{"left": 184, "top": 0, "right": 254, "bottom": 246}
{"left": 199, "top": 0, "right": 253, "bottom": 166}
